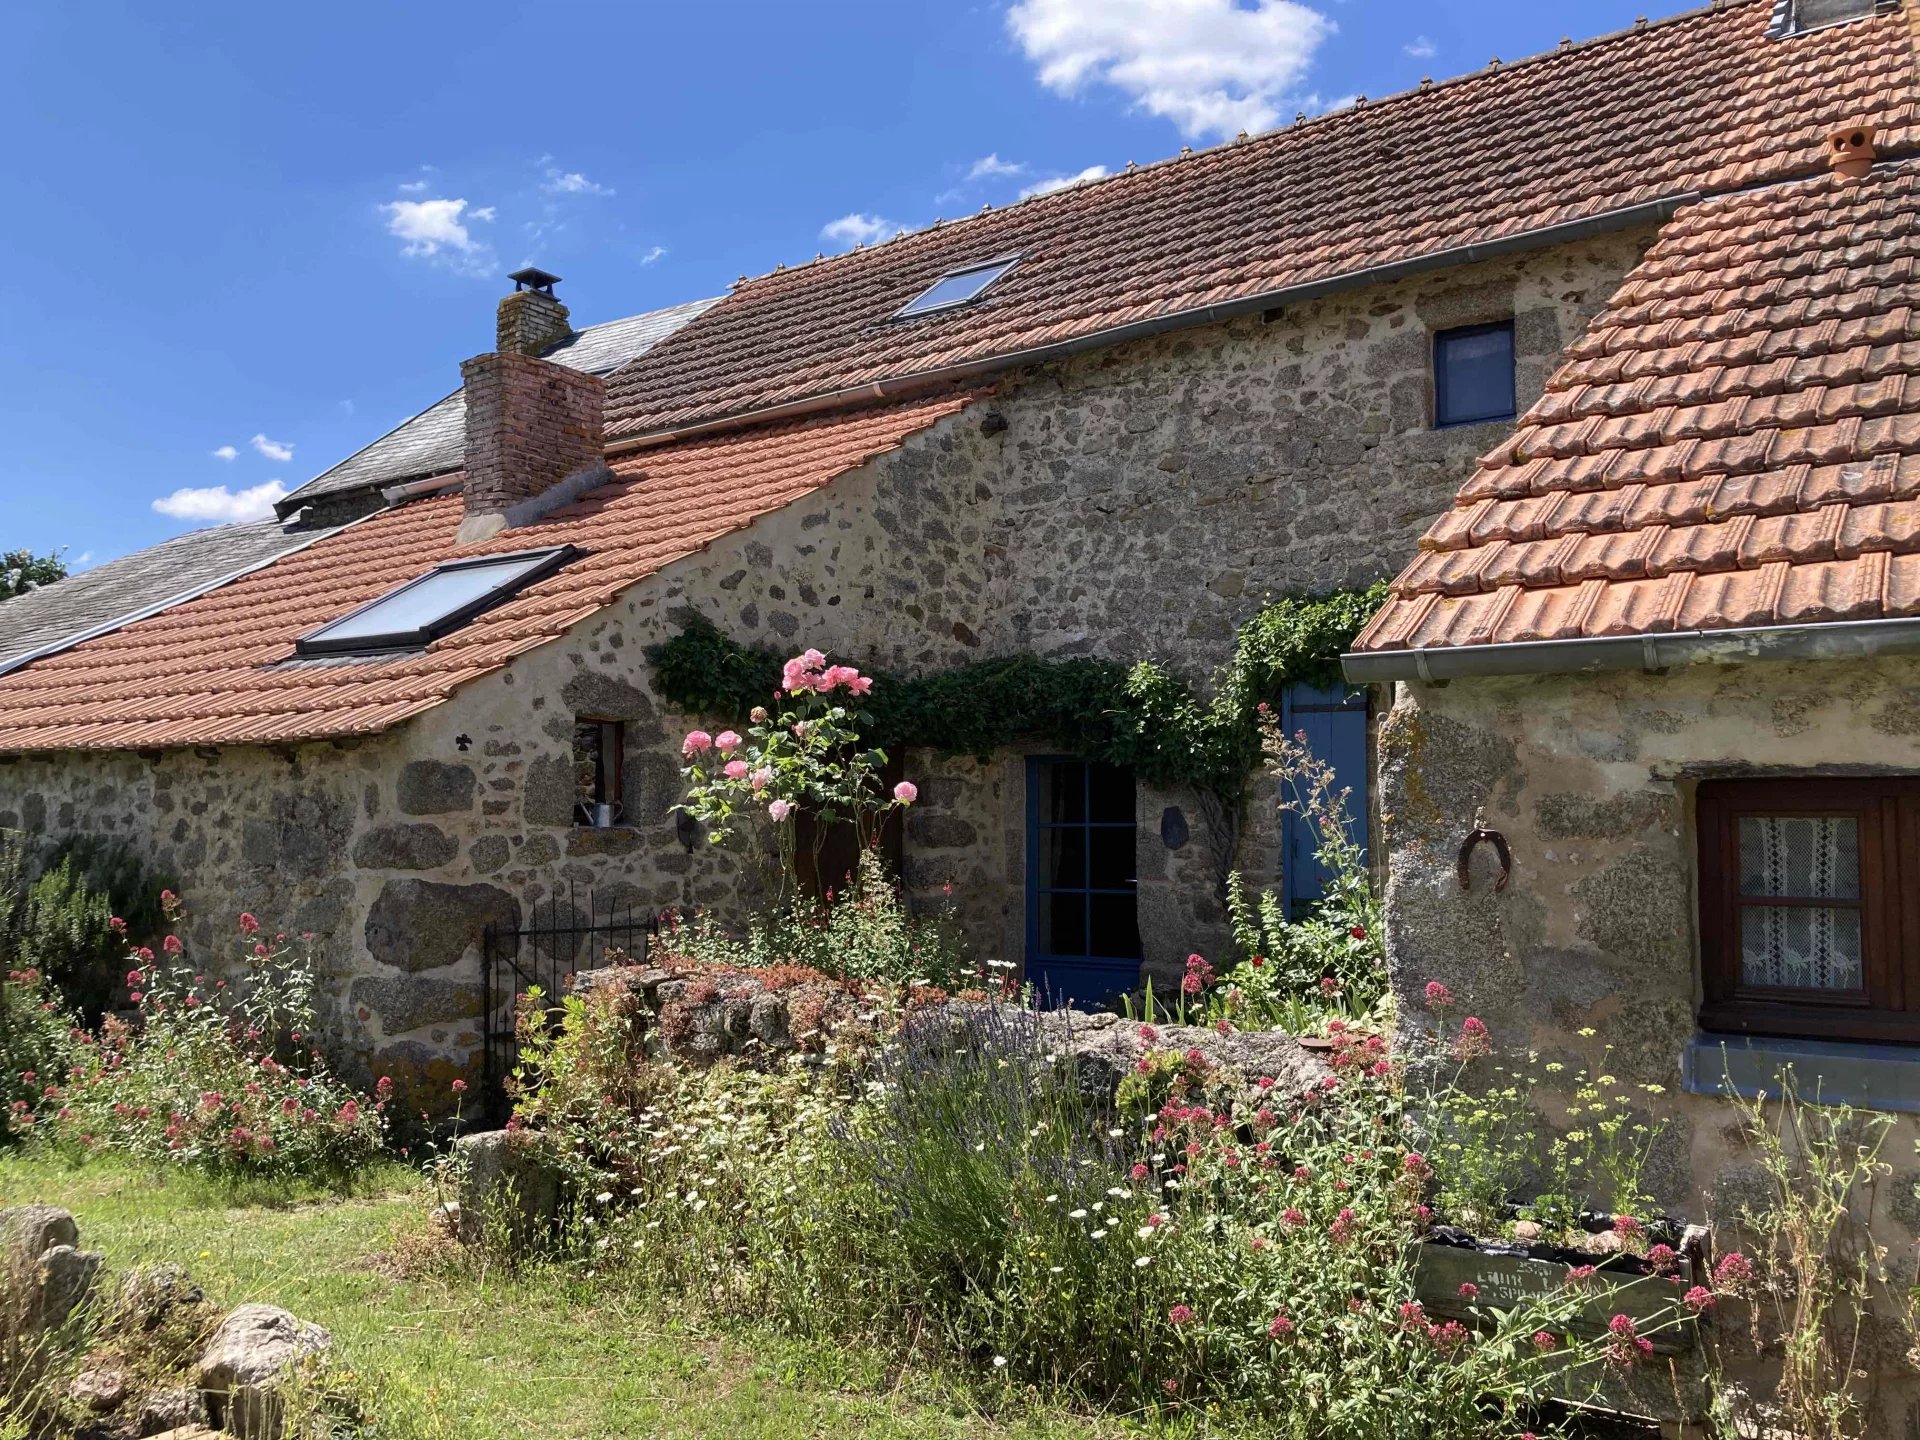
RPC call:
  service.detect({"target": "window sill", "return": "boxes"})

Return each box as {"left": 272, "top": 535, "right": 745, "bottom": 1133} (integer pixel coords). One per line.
{"left": 1682, "top": 1032, "right": 1920, "bottom": 1114}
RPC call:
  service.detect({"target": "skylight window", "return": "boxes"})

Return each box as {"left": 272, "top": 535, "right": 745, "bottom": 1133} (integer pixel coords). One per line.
{"left": 895, "top": 256, "right": 1019, "bottom": 319}
{"left": 295, "top": 547, "right": 574, "bottom": 657}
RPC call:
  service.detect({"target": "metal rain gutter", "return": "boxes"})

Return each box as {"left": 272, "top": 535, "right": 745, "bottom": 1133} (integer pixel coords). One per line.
{"left": 1341, "top": 615, "right": 1920, "bottom": 686}
{"left": 605, "top": 194, "right": 1696, "bottom": 454}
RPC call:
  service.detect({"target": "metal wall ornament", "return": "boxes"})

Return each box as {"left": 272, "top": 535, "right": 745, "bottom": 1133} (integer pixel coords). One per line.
{"left": 1457, "top": 808, "right": 1514, "bottom": 893}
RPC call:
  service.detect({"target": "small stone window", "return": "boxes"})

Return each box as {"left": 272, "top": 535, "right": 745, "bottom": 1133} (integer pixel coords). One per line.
{"left": 1697, "top": 778, "right": 1920, "bottom": 1045}
{"left": 572, "top": 719, "right": 624, "bottom": 827}
{"left": 1432, "top": 321, "right": 1516, "bottom": 428}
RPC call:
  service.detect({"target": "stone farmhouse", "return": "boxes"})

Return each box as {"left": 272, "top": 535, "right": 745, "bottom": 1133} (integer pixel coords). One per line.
{"left": 0, "top": 0, "right": 1910, "bottom": 1132}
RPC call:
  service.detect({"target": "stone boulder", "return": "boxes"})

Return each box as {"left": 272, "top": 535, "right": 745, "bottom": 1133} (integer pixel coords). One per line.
{"left": 453, "top": 1129, "right": 563, "bottom": 1249}
{"left": 0, "top": 1204, "right": 103, "bottom": 1330}
{"left": 197, "top": 1303, "right": 330, "bottom": 1438}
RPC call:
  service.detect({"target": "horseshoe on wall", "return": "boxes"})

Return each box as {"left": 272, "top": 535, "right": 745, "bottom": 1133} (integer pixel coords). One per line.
{"left": 1457, "top": 809, "right": 1513, "bottom": 893}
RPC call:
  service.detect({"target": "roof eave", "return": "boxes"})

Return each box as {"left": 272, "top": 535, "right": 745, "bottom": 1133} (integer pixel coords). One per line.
{"left": 1341, "top": 614, "right": 1920, "bottom": 685}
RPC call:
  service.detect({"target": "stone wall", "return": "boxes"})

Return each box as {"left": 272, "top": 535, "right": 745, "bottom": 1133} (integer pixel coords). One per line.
{"left": 1376, "top": 654, "right": 1920, "bottom": 1433}
{"left": 0, "top": 228, "right": 1654, "bottom": 1092}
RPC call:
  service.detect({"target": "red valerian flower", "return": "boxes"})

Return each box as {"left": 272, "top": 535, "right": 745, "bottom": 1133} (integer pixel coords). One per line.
{"left": 1129, "top": 1162, "right": 1150, "bottom": 1182}
{"left": 1349, "top": 925, "right": 1367, "bottom": 940}
{"left": 1424, "top": 979, "right": 1454, "bottom": 1009}
{"left": 1531, "top": 1331, "right": 1558, "bottom": 1353}
{"left": 1604, "top": 1313, "right": 1653, "bottom": 1366}
{"left": 1457, "top": 1283, "right": 1479, "bottom": 1300}
{"left": 1167, "top": 1304, "right": 1196, "bottom": 1326}
{"left": 451, "top": 1079, "right": 468, "bottom": 1095}
{"left": 1268, "top": 1313, "right": 1294, "bottom": 1338}
{"left": 1647, "top": 1243, "right": 1678, "bottom": 1275}
{"left": 1565, "top": 1265, "right": 1598, "bottom": 1286}
{"left": 1713, "top": 1251, "right": 1754, "bottom": 1288}
{"left": 1612, "top": 1214, "right": 1642, "bottom": 1237}
{"left": 1683, "top": 1285, "right": 1715, "bottom": 1312}
{"left": 238, "top": 912, "right": 260, "bottom": 934}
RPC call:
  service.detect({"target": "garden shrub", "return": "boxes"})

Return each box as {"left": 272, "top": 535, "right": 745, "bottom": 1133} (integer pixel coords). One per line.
{"left": 31, "top": 902, "right": 386, "bottom": 1182}
{"left": 655, "top": 852, "right": 979, "bottom": 991}
{"left": 0, "top": 965, "right": 80, "bottom": 1145}
{"left": 506, "top": 983, "right": 1695, "bottom": 1436}
{"left": 0, "top": 828, "right": 167, "bottom": 1022}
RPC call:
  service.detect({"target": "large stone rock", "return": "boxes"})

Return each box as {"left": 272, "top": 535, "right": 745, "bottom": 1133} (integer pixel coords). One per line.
{"left": 350, "top": 974, "right": 483, "bottom": 1035}
{"left": 363, "top": 879, "right": 520, "bottom": 974}
{"left": 352, "top": 822, "right": 459, "bottom": 871}
{"left": 37, "top": 1244, "right": 104, "bottom": 1329}
{"left": 396, "top": 760, "right": 477, "bottom": 816}
{"left": 137, "top": 1384, "right": 208, "bottom": 1434}
{"left": 0, "top": 1205, "right": 102, "bottom": 1331}
{"left": 0, "top": 1203, "right": 78, "bottom": 1259}
{"left": 112, "top": 1261, "right": 205, "bottom": 1332}
{"left": 198, "top": 1303, "right": 330, "bottom": 1438}
{"left": 521, "top": 755, "right": 575, "bottom": 827}
{"left": 454, "top": 1130, "right": 563, "bottom": 1249}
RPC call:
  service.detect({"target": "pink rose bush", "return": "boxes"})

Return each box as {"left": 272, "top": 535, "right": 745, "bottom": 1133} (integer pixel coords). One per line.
{"left": 676, "top": 646, "right": 915, "bottom": 898}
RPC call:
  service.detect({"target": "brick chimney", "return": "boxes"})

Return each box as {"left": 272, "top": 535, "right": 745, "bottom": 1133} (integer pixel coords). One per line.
{"left": 496, "top": 265, "right": 574, "bottom": 355}
{"left": 458, "top": 270, "right": 610, "bottom": 544}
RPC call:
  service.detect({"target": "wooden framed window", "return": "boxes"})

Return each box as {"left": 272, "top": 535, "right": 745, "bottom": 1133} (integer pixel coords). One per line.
{"left": 1697, "top": 778, "right": 1919, "bottom": 1044}
{"left": 572, "top": 719, "right": 624, "bottom": 826}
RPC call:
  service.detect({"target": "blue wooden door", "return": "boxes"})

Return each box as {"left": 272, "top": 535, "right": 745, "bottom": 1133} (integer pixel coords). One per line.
{"left": 1279, "top": 683, "right": 1369, "bottom": 917}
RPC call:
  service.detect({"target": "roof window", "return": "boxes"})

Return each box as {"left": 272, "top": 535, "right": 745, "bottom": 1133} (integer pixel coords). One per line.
{"left": 895, "top": 256, "right": 1019, "bottom": 319}
{"left": 1769, "top": 0, "right": 1883, "bottom": 38}
{"left": 295, "top": 547, "right": 573, "bottom": 657}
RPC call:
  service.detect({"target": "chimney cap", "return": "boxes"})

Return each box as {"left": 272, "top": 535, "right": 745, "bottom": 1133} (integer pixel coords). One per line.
{"left": 508, "top": 266, "right": 562, "bottom": 295}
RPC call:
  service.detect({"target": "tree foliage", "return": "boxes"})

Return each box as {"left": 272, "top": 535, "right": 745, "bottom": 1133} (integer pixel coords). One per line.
{"left": 0, "top": 547, "right": 68, "bottom": 601}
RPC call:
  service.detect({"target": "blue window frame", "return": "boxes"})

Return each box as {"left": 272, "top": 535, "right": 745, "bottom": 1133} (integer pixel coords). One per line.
{"left": 1433, "top": 321, "right": 1515, "bottom": 428}
{"left": 1280, "top": 683, "right": 1369, "bottom": 917}
{"left": 1025, "top": 758, "right": 1140, "bottom": 1006}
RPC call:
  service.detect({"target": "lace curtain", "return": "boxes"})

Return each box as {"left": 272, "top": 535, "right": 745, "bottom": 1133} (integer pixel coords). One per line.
{"left": 1738, "top": 815, "right": 1862, "bottom": 991}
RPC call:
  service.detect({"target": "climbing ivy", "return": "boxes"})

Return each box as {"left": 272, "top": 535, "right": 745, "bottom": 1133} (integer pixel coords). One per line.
{"left": 646, "top": 582, "right": 1387, "bottom": 799}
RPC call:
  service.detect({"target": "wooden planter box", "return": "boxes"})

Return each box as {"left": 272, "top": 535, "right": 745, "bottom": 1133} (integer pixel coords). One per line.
{"left": 1412, "top": 1227, "right": 1714, "bottom": 1428}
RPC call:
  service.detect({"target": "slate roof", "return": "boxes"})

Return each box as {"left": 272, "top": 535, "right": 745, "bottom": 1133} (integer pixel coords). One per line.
{"left": 0, "top": 393, "right": 978, "bottom": 753}
{"left": 278, "top": 295, "right": 718, "bottom": 516}
{"left": 603, "top": 0, "right": 1916, "bottom": 439}
{"left": 0, "top": 520, "right": 332, "bottom": 671}
{"left": 1350, "top": 160, "right": 1920, "bottom": 658}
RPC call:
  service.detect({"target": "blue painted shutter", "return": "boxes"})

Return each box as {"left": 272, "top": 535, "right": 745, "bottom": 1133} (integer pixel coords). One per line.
{"left": 1279, "top": 683, "right": 1369, "bottom": 917}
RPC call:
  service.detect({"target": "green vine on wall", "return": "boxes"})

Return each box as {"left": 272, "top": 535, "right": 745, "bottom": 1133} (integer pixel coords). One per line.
{"left": 646, "top": 582, "right": 1387, "bottom": 799}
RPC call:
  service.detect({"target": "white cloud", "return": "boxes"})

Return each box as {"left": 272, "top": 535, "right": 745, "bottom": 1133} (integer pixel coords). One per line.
{"left": 543, "top": 167, "right": 614, "bottom": 197}
{"left": 73, "top": 552, "right": 94, "bottom": 570}
{"left": 397, "top": 179, "right": 429, "bottom": 194}
{"left": 967, "top": 153, "right": 1027, "bottom": 181}
{"left": 1020, "top": 164, "right": 1110, "bottom": 199}
{"left": 211, "top": 444, "right": 238, "bottom": 462}
{"left": 151, "top": 481, "right": 288, "bottom": 525}
{"left": 381, "top": 197, "right": 496, "bottom": 272}
{"left": 1006, "top": 0, "right": 1333, "bottom": 140}
{"left": 1404, "top": 34, "right": 1436, "bottom": 58}
{"left": 250, "top": 433, "right": 294, "bottom": 463}
{"left": 820, "top": 212, "right": 900, "bottom": 248}
{"left": 640, "top": 245, "right": 668, "bottom": 265}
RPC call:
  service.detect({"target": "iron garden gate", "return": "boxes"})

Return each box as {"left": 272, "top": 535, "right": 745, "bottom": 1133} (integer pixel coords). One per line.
{"left": 479, "top": 885, "right": 657, "bottom": 1122}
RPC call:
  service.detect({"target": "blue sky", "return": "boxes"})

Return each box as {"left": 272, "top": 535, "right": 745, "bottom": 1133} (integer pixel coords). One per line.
{"left": 2, "top": 0, "right": 1650, "bottom": 570}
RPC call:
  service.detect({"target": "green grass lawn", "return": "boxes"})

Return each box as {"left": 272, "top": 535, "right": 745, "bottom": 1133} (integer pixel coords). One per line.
{"left": 0, "top": 1153, "right": 1133, "bottom": 1440}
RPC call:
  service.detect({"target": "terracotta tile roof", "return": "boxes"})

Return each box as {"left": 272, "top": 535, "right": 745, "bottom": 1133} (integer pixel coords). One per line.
{"left": 604, "top": 0, "right": 1916, "bottom": 438}
{"left": 0, "top": 394, "right": 978, "bottom": 754}
{"left": 1351, "top": 160, "right": 1920, "bottom": 657}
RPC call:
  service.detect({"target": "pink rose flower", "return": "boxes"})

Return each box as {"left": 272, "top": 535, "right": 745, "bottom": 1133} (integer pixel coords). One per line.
{"left": 893, "top": 781, "right": 918, "bottom": 804}
{"left": 682, "top": 730, "right": 713, "bottom": 757}
{"left": 750, "top": 767, "right": 772, "bottom": 791}
{"left": 768, "top": 799, "right": 792, "bottom": 822}
{"left": 714, "top": 730, "right": 742, "bottom": 753}
{"left": 724, "top": 760, "right": 749, "bottom": 780}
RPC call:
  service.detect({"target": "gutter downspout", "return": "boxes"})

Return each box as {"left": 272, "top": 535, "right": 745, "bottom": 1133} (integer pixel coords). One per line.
{"left": 1340, "top": 615, "right": 1920, "bottom": 685}
{"left": 606, "top": 195, "right": 1696, "bottom": 454}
